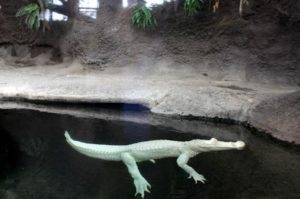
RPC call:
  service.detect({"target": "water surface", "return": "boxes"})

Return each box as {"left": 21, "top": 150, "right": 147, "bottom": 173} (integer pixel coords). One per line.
{"left": 0, "top": 109, "right": 299, "bottom": 199}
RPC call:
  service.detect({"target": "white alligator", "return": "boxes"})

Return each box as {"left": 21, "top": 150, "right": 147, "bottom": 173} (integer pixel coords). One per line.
{"left": 64, "top": 131, "right": 245, "bottom": 198}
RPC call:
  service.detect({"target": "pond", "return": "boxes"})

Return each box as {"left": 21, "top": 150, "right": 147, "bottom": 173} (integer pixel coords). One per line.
{"left": 0, "top": 108, "right": 299, "bottom": 199}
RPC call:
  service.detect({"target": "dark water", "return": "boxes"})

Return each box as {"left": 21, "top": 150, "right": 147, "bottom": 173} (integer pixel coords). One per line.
{"left": 0, "top": 109, "right": 299, "bottom": 199}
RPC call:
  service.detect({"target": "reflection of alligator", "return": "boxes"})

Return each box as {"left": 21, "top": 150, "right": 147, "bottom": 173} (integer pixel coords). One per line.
{"left": 65, "top": 131, "right": 245, "bottom": 198}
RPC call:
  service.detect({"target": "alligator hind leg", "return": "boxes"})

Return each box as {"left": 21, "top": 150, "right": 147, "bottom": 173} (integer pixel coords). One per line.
{"left": 177, "top": 153, "right": 206, "bottom": 184}
{"left": 121, "top": 153, "right": 151, "bottom": 198}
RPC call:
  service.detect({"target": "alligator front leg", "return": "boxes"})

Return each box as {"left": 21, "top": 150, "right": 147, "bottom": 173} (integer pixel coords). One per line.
{"left": 176, "top": 153, "right": 206, "bottom": 184}
{"left": 121, "top": 153, "right": 151, "bottom": 198}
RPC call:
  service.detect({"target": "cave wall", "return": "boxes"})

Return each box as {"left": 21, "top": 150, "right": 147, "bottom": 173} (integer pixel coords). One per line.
{"left": 0, "top": 0, "right": 72, "bottom": 63}
{"left": 0, "top": 0, "right": 31, "bottom": 43}
{"left": 0, "top": 0, "right": 299, "bottom": 85}
{"left": 59, "top": 0, "right": 300, "bottom": 85}
{"left": 0, "top": 0, "right": 71, "bottom": 45}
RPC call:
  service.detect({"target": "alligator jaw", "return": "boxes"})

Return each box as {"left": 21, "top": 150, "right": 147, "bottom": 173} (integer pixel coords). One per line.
{"left": 221, "top": 140, "right": 246, "bottom": 150}
{"left": 202, "top": 139, "right": 246, "bottom": 151}
{"left": 235, "top": 141, "right": 246, "bottom": 150}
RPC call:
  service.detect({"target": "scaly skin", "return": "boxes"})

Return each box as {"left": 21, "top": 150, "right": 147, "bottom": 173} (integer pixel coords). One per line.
{"left": 65, "top": 131, "right": 245, "bottom": 198}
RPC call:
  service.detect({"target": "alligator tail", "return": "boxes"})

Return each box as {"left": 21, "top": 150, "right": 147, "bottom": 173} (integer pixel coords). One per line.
{"left": 64, "top": 131, "right": 72, "bottom": 141}
{"left": 64, "top": 130, "right": 103, "bottom": 159}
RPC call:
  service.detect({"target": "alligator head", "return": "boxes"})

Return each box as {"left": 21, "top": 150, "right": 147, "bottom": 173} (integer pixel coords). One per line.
{"left": 187, "top": 138, "right": 246, "bottom": 152}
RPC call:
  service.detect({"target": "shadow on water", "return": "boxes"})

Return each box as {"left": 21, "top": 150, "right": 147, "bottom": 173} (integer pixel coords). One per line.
{"left": 0, "top": 109, "right": 299, "bottom": 199}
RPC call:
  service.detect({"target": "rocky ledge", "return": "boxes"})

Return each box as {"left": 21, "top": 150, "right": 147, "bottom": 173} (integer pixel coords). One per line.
{"left": 0, "top": 59, "right": 299, "bottom": 145}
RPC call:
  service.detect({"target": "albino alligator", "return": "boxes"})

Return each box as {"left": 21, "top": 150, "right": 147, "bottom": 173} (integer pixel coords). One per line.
{"left": 64, "top": 131, "right": 245, "bottom": 198}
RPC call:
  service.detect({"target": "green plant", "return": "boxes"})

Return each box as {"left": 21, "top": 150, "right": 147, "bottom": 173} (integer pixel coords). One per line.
{"left": 184, "top": 0, "right": 205, "bottom": 16}
{"left": 131, "top": 5, "right": 157, "bottom": 30}
{"left": 16, "top": 3, "right": 41, "bottom": 30}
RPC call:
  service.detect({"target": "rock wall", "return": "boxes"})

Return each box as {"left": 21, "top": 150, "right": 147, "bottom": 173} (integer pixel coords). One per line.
{"left": 1, "top": 0, "right": 299, "bottom": 86}
{"left": 249, "top": 91, "right": 300, "bottom": 144}
{"left": 59, "top": 0, "right": 300, "bottom": 85}
{"left": 0, "top": 0, "right": 70, "bottom": 45}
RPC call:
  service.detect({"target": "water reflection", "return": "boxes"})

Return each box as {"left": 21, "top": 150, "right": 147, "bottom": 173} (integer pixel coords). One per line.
{"left": 0, "top": 109, "right": 299, "bottom": 199}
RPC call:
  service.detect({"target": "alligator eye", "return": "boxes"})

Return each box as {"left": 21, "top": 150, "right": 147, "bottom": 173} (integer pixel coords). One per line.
{"left": 210, "top": 138, "right": 218, "bottom": 143}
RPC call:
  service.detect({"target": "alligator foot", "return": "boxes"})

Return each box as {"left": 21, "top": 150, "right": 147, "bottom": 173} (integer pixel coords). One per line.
{"left": 121, "top": 152, "right": 151, "bottom": 198}
{"left": 177, "top": 153, "right": 207, "bottom": 184}
{"left": 188, "top": 172, "right": 206, "bottom": 184}
{"left": 134, "top": 177, "right": 151, "bottom": 198}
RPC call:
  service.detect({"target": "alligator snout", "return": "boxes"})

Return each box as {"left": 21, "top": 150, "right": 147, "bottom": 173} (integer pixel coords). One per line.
{"left": 234, "top": 141, "right": 245, "bottom": 150}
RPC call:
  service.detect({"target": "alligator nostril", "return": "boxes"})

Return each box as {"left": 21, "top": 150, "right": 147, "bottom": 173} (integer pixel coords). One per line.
{"left": 235, "top": 141, "right": 246, "bottom": 150}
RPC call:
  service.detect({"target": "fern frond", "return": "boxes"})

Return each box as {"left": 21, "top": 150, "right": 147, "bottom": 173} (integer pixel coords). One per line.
{"left": 131, "top": 5, "right": 157, "bottom": 30}
{"left": 184, "top": 0, "right": 205, "bottom": 16}
{"left": 16, "top": 3, "right": 41, "bottom": 31}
